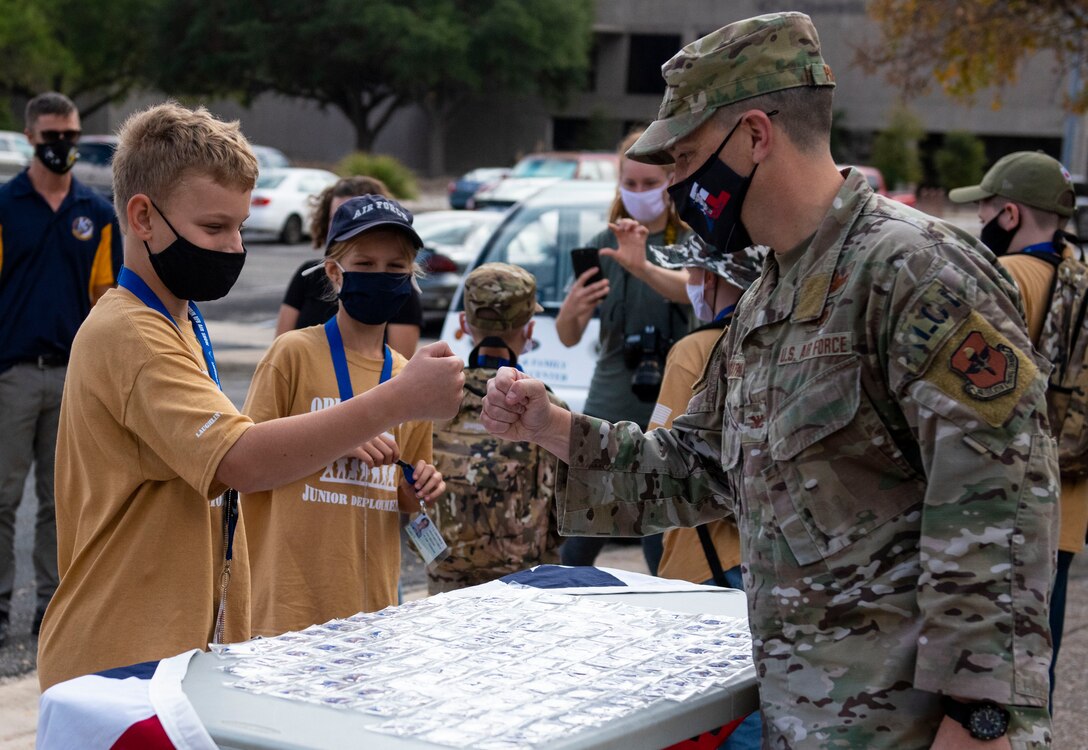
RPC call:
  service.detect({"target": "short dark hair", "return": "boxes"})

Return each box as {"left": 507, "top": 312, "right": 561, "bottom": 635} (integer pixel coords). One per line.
{"left": 25, "top": 92, "right": 77, "bottom": 130}
{"left": 715, "top": 86, "right": 833, "bottom": 153}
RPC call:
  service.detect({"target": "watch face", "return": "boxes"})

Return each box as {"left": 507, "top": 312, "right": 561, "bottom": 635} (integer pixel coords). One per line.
{"left": 968, "top": 704, "right": 1010, "bottom": 740}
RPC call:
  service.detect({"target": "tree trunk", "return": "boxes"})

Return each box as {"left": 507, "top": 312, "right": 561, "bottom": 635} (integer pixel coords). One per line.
{"left": 424, "top": 102, "right": 446, "bottom": 178}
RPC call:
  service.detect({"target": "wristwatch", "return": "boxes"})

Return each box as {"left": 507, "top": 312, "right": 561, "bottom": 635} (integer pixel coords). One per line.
{"left": 941, "top": 697, "right": 1010, "bottom": 740}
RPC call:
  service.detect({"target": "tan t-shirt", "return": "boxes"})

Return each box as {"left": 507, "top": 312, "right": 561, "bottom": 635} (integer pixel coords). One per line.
{"left": 242, "top": 326, "right": 432, "bottom": 636}
{"left": 651, "top": 327, "right": 743, "bottom": 584}
{"left": 38, "top": 287, "right": 254, "bottom": 690}
{"left": 1001, "top": 251, "right": 1088, "bottom": 552}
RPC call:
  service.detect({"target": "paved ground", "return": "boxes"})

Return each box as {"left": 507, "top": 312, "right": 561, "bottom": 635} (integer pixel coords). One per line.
{"left": 5, "top": 197, "right": 1086, "bottom": 746}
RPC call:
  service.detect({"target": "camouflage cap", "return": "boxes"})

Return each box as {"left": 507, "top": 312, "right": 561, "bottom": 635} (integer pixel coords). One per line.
{"left": 948, "top": 151, "right": 1076, "bottom": 218}
{"left": 649, "top": 234, "right": 768, "bottom": 289}
{"left": 627, "top": 12, "right": 835, "bottom": 165}
{"left": 463, "top": 262, "right": 543, "bottom": 332}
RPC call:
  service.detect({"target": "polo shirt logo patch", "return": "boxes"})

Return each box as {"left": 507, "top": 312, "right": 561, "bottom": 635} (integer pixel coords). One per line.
{"left": 950, "top": 330, "right": 1018, "bottom": 400}
{"left": 72, "top": 216, "right": 94, "bottom": 241}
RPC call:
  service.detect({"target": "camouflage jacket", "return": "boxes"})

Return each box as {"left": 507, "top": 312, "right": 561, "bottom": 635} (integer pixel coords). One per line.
{"left": 428, "top": 367, "right": 567, "bottom": 591}
{"left": 557, "top": 171, "right": 1058, "bottom": 749}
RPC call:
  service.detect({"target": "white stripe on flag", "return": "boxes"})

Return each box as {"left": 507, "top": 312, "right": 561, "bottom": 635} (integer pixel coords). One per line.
{"left": 650, "top": 402, "right": 672, "bottom": 428}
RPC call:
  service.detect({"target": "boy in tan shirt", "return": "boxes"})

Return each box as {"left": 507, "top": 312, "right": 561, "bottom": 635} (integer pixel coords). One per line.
{"left": 37, "top": 102, "right": 464, "bottom": 690}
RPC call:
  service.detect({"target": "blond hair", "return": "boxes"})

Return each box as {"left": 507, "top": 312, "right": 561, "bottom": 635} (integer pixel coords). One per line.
{"left": 112, "top": 101, "right": 259, "bottom": 220}
{"left": 608, "top": 128, "right": 686, "bottom": 243}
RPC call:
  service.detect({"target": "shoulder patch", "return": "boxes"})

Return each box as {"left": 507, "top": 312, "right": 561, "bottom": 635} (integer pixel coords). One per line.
{"left": 895, "top": 277, "right": 972, "bottom": 378}
{"left": 925, "top": 311, "right": 1039, "bottom": 427}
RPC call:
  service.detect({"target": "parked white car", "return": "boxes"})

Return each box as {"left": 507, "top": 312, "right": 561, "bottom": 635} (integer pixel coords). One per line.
{"left": 244, "top": 168, "right": 339, "bottom": 244}
{"left": 440, "top": 179, "right": 615, "bottom": 411}
{"left": 0, "top": 130, "right": 33, "bottom": 183}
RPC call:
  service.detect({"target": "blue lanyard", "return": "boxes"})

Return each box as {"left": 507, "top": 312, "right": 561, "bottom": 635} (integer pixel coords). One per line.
{"left": 714, "top": 304, "right": 736, "bottom": 322}
{"left": 1021, "top": 242, "right": 1061, "bottom": 259}
{"left": 117, "top": 267, "right": 221, "bottom": 389}
{"left": 116, "top": 267, "right": 236, "bottom": 563}
{"left": 324, "top": 316, "right": 393, "bottom": 401}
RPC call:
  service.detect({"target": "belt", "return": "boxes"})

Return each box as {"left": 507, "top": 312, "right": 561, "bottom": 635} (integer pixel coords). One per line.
{"left": 23, "top": 353, "right": 69, "bottom": 368}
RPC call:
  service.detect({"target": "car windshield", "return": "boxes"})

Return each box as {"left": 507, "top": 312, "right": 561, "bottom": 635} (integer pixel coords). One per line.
{"left": 476, "top": 200, "right": 609, "bottom": 306}
{"left": 511, "top": 158, "right": 578, "bottom": 179}
{"left": 78, "top": 143, "right": 116, "bottom": 166}
{"left": 256, "top": 174, "right": 287, "bottom": 189}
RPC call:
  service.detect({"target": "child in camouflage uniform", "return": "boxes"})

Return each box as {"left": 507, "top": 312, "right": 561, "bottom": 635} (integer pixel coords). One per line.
{"left": 428, "top": 263, "right": 568, "bottom": 593}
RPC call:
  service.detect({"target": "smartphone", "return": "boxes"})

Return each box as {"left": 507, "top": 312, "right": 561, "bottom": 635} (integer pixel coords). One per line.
{"left": 570, "top": 247, "right": 603, "bottom": 285}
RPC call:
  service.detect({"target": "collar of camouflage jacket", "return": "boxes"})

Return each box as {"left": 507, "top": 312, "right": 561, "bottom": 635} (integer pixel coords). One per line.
{"left": 747, "top": 168, "right": 874, "bottom": 330}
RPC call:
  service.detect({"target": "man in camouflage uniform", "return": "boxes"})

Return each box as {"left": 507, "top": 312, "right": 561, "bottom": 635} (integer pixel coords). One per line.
{"left": 428, "top": 263, "right": 567, "bottom": 594}
{"left": 481, "top": 12, "right": 1058, "bottom": 750}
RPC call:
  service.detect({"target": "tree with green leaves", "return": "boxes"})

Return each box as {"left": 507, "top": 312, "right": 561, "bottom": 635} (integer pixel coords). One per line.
{"left": 871, "top": 105, "right": 924, "bottom": 191}
{"left": 0, "top": 0, "right": 158, "bottom": 121}
{"left": 152, "top": 0, "right": 593, "bottom": 173}
{"left": 934, "top": 131, "right": 987, "bottom": 192}
{"left": 859, "top": 0, "right": 1088, "bottom": 112}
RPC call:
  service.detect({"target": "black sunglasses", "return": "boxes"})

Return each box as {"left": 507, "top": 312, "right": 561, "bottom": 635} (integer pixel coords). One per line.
{"left": 39, "top": 129, "right": 81, "bottom": 143}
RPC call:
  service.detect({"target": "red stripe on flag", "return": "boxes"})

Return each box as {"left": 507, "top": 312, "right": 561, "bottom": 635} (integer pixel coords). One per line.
{"left": 664, "top": 714, "right": 748, "bottom": 750}
{"left": 109, "top": 716, "right": 175, "bottom": 750}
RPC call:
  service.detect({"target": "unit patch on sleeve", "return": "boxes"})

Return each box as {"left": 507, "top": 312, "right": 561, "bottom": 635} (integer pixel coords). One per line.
{"left": 949, "top": 330, "right": 1018, "bottom": 400}
{"left": 924, "top": 310, "right": 1038, "bottom": 427}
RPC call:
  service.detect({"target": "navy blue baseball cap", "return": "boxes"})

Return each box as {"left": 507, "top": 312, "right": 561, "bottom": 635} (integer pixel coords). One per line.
{"left": 324, "top": 194, "right": 424, "bottom": 253}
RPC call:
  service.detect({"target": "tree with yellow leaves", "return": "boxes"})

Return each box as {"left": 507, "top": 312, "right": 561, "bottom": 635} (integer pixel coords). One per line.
{"left": 858, "top": 0, "right": 1088, "bottom": 112}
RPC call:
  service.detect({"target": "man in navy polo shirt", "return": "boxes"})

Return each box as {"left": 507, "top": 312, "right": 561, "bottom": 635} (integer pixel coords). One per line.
{"left": 0, "top": 92, "right": 121, "bottom": 647}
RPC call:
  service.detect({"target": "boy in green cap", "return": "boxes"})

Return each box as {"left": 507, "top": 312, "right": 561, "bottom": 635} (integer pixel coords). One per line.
{"left": 428, "top": 262, "right": 568, "bottom": 593}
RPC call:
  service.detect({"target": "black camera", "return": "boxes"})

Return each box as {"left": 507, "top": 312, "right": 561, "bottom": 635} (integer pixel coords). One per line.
{"left": 624, "top": 325, "right": 672, "bottom": 402}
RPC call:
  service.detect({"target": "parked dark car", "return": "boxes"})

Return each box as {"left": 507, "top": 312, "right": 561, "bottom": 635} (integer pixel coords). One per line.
{"left": 414, "top": 210, "right": 503, "bottom": 326}
{"left": 447, "top": 167, "right": 510, "bottom": 209}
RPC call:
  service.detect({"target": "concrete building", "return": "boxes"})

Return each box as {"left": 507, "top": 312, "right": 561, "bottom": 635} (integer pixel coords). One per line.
{"left": 83, "top": 0, "right": 1087, "bottom": 180}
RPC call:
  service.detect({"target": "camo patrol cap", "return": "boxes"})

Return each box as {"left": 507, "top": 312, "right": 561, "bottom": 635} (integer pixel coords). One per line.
{"left": 650, "top": 234, "right": 768, "bottom": 289}
{"left": 948, "top": 151, "right": 1076, "bottom": 218}
{"left": 463, "top": 262, "right": 543, "bottom": 332}
{"left": 627, "top": 12, "right": 835, "bottom": 165}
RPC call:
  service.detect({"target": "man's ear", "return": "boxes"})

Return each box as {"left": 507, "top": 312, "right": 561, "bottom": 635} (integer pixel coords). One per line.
{"left": 459, "top": 312, "right": 469, "bottom": 336}
{"left": 525, "top": 319, "right": 535, "bottom": 341}
{"left": 128, "top": 194, "right": 155, "bottom": 242}
{"left": 744, "top": 109, "right": 775, "bottom": 165}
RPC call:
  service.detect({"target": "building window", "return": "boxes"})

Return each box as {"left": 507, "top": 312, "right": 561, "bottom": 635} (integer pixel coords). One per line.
{"left": 626, "top": 34, "right": 682, "bottom": 95}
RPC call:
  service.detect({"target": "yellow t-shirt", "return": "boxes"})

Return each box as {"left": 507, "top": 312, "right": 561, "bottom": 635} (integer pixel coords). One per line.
{"left": 651, "top": 327, "right": 743, "bottom": 584}
{"left": 1000, "top": 251, "right": 1088, "bottom": 552}
{"left": 242, "top": 325, "right": 432, "bottom": 636}
{"left": 38, "top": 287, "right": 254, "bottom": 690}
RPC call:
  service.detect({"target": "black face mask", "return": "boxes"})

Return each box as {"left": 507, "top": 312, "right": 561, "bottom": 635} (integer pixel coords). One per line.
{"left": 35, "top": 141, "right": 79, "bottom": 175}
{"left": 144, "top": 200, "right": 246, "bottom": 301}
{"left": 980, "top": 211, "right": 1019, "bottom": 257}
{"left": 337, "top": 270, "right": 413, "bottom": 325}
{"left": 667, "top": 112, "right": 773, "bottom": 255}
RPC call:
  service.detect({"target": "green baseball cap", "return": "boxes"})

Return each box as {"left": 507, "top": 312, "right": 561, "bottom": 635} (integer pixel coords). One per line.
{"left": 626, "top": 12, "right": 835, "bottom": 165}
{"left": 948, "top": 151, "right": 1075, "bottom": 218}
{"left": 463, "top": 262, "right": 543, "bottom": 332}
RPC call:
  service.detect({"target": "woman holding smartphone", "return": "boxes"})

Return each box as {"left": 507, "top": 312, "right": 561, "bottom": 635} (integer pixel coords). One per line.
{"left": 555, "top": 128, "right": 692, "bottom": 574}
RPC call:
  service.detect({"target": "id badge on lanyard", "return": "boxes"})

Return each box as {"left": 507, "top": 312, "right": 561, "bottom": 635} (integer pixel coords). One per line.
{"left": 398, "top": 460, "right": 450, "bottom": 568}
{"left": 325, "top": 317, "right": 449, "bottom": 566}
